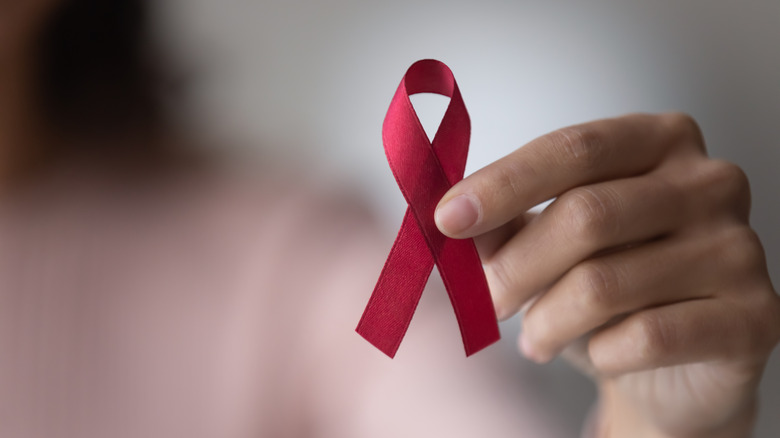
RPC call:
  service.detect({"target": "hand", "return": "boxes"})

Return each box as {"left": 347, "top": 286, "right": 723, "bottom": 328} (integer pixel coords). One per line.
{"left": 434, "top": 113, "right": 780, "bottom": 437}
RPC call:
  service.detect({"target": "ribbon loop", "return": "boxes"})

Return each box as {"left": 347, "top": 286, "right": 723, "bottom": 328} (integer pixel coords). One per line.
{"left": 357, "top": 60, "right": 500, "bottom": 358}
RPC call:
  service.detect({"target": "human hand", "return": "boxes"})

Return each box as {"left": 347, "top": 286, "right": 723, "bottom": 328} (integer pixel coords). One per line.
{"left": 434, "top": 113, "right": 780, "bottom": 437}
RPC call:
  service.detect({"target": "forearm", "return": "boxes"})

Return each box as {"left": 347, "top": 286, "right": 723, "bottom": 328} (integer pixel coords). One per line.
{"left": 595, "top": 383, "right": 757, "bottom": 438}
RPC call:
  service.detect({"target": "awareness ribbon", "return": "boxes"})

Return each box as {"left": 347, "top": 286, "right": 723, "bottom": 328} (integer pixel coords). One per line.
{"left": 356, "top": 59, "right": 500, "bottom": 358}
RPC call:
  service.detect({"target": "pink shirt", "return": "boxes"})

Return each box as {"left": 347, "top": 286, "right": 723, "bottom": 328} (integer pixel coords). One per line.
{"left": 0, "top": 165, "right": 568, "bottom": 437}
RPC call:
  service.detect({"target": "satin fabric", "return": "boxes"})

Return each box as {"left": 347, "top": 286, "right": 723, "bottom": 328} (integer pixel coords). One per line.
{"left": 357, "top": 60, "right": 499, "bottom": 357}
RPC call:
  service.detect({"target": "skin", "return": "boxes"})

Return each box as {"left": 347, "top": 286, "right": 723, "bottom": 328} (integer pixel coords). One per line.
{"left": 435, "top": 113, "right": 780, "bottom": 437}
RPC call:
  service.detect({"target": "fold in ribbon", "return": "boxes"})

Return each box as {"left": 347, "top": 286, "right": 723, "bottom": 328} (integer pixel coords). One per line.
{"left": 356, "top": 59, "right": 500, "bottom": 358}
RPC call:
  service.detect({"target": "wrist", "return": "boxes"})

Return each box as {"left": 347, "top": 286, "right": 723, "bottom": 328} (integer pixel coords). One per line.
{"left": 595, "top": 382, "right": 757, "bottom": 438}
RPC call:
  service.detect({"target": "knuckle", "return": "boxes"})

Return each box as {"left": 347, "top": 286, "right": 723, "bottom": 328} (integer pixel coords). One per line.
{"left": 493, "top": 155, "right": 537, "bottom": 205}
{"left": 707, "top": 227, "right": 776, "bottom": 355}
{"left": 705, "top": 160, "right": 752, "bottom": 214}
{"left": 718, "top": 226, "right": 766, "bottom": 277}
{"left": 558, "top": 187, "right": 619, "bottom": 243}
{"left": 759, "top": 303, "right": 780, "bottom": 351}
{"left": 765, "top": 294, "right": 780, "bottom": 347}
{"left": 631, "top": 313, "right": 674, "bottom": 363}
{"left": 574, "top": 261, "right": 620, "bottom": 312}
{"left": 740, "top": 295, "right": 780, "bottom": 355}
{"left": 734, "top": 227, "right": 765, "bottom": 269}
{"left": 713, "top": 160, "right": 750, "bottom": 195}
{"left": 661, "top": 112, "right": 705, "bottom": 148}
{"left": 551, "top": 126, "right": 608, "bottom": 172}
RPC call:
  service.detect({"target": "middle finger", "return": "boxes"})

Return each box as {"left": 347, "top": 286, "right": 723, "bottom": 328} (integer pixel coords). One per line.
{"left": 485, "top": 171, "right": 689, "bottom": 319}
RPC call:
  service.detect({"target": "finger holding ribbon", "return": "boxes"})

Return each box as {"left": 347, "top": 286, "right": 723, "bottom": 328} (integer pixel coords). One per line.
{"left": 435, "top": 113, "right": 780, "bottom": 437}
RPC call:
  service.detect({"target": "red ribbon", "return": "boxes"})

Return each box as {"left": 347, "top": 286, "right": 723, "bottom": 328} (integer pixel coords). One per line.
{"left": 357, "top": 59, "right": 500, "bottom": 358}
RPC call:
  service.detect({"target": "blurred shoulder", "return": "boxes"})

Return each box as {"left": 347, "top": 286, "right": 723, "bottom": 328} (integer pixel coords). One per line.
{"left": 11, "top": 149, "right": 387, "bottom": 270}
{"left": 180, "top": 156, "right": 383, "bottom": 252}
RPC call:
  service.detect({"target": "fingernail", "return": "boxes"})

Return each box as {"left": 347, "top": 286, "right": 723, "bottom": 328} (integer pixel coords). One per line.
{"left": 520, "top": 335, "right": 550, "bottom": 363}
{"left": 435, "top": 194, "right": 480, "bottom": 235}
{"left": 494, "top": 302, "right": 508, "bottom": 321}
{"left": 484, "top": 263, "right": 509, "bottom": 320}
{"left": 519, "top": 334, "right": 537, "bottom": 361}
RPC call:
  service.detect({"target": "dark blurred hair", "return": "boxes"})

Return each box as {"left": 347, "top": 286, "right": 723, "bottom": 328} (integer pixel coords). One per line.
{"left": 36, "top": 0, "right": 168, "bottom": 157}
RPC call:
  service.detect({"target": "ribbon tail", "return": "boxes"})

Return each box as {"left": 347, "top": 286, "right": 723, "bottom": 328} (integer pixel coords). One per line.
{"left": 356, "top": 208, "right": 434, "bottom": 357}
{"left": 435, "top": 237, "right": 501, "bottom": 356}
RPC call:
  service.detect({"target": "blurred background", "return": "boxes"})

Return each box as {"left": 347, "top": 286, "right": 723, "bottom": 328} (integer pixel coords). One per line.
{"left": 153, "top": 0, "right": 779, "bottom": 435}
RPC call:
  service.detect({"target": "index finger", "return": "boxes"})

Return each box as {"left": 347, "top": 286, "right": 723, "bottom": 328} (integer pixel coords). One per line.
{"left": 434, "top": 113, "right": 703, "bottom": 238}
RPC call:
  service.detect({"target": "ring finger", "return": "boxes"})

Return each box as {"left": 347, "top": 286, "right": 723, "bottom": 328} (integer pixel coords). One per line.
{"left": 518, "top": 230, "right": 739, "bottom": 362}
